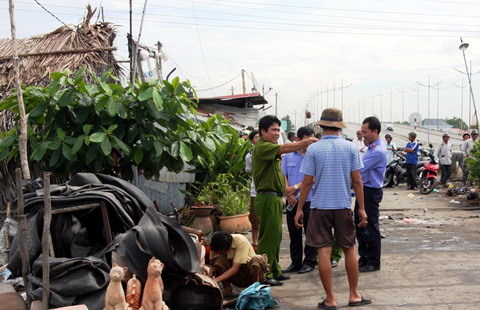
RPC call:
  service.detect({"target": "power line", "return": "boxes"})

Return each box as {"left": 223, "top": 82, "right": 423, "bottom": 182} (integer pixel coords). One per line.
{"left": 190, "top": 0, "right": 212, "bottom": 94}
{"left": 33, "top": 0, "right": 70, "bottom": 28}
{"left": 196, "top": 72, "right": 242, "bottom": 91}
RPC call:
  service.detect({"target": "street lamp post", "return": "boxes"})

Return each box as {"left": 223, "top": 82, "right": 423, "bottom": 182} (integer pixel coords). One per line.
{"left": 459, "top": 38, "right": 479, "bottom": 129}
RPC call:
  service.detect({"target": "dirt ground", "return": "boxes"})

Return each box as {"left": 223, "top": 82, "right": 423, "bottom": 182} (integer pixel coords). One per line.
{"left": 268, "top": 183, "right": 480, "bottom": 309}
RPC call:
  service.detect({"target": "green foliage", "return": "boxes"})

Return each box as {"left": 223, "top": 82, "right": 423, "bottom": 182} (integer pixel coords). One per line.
{"left": 187, "top": 115, "right": 251, "bottom": 187}
{"left": 195, "top": 173, "right": 249, "bottom": 216}
{"left": 281, "top": 115, "right": 295, "bottom": 133}
{"left": 466, "top": 140, "right": 480, "bottom": 183}
{"left": 218, "top": 185, "right": 249, "bottom": 216}
{"left": 0, "top": 68, "right": 236, "bottom": 180}
{"left": 445, "top": 117, "right": 468, "bottom": 130}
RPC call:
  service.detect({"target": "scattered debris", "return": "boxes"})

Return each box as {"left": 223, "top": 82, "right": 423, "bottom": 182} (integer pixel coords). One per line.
{"left": 449, "top": 199, "right": 461, "bottom": 204}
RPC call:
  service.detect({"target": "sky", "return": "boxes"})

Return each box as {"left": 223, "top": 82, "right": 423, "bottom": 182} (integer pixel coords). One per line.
{"left": 2, "top": 0, "right": 480, "bottom": 128}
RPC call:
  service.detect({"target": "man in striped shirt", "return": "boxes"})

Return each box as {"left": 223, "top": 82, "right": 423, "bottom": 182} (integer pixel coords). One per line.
{"left": 295, "top": 108, "right": 371, "bottom": 309}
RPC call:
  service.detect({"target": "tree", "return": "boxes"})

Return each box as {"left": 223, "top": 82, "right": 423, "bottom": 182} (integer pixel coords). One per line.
{"left": 0, "top": 68, "right": 240, "bottom": 181}
{"left": 445, "top": 117, "right": 468, "bottom": 130}
{"left": 281, "top": 115, "right": 295, "bottom": 133}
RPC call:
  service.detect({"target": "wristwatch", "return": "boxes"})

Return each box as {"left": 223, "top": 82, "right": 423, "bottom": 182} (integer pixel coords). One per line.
{"left": 293, "top": 184, "right": 299, "bottom": 190}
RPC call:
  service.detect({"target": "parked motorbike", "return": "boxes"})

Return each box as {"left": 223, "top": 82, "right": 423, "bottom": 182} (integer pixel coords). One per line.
{"left": 383, "top": 150, "right": 424, "bottom": 188}
{"left": 418, "top": 148, "right": 439, "bottom": 195}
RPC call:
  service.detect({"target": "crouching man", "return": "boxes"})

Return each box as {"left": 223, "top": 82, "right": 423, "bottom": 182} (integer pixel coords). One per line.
{"left": 210, "top": 231, "right": 271, "bottom": 296}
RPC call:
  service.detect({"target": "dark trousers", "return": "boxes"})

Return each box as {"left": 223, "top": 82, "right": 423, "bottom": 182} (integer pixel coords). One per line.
{"left": 286, "top": 202, "right": 317, "bottom": 268}
{"left": 405, "top": 163, "right": 417, "bottom": 188}
{"left": 440, "top": 164, "right": 452, "bottom": 184}
{"left": 355, "top": 186, "right": 383, "bottom": 268}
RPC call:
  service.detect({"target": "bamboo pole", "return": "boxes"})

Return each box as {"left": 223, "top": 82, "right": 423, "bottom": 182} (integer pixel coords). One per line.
{"left": 0, "top": 46, "right": 117, "bottom": 60}
{"left": 9, "top": 0, "right": 30, "bottom": 180}
{"left": 15, "top": 168, "right": 31, "bottom": 306}
{"left": 41, "top": 172, "right": 52, "bottom": 310}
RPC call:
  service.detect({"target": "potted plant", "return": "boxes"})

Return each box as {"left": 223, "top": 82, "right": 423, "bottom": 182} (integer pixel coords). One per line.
{"left": 217, "top": 185, "right": 251, "bottom": 233}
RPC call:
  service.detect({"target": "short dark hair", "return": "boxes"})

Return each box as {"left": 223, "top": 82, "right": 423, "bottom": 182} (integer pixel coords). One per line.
{"left": 258, "top": 115, "right": 281, "bottom": 136}
{"left": 297, "top": 126, "right": 314, "bottom": 139}
{"left": 362, "top": 116, "right": 381, "bottom": 134}
{"left": 210, "top": 231, "right": 233, "bottom": 252}
{"left": 248, "top": 130, "right": 259, "bottom": 141}
{"left": 287, "top": 131, "right": 296, "bottom": 139}
{"left": 320, "top": 125, "right": 341, "bottom": 131}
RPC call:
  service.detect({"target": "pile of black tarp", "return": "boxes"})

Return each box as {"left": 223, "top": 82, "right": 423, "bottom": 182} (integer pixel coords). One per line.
{"left": 7, "top": 173, "right": 202, "bottom": 310}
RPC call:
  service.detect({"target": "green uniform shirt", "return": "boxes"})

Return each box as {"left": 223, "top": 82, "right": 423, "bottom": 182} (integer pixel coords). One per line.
{"left": 252, "top": 138, "right": 285, "bottom": 194}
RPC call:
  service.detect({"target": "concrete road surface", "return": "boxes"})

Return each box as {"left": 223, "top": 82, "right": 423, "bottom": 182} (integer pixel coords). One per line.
{"left": 268, "top": 184, "right": 480, "bottom": 309}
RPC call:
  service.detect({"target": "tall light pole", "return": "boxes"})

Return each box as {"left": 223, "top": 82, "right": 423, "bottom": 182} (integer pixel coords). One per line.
{"left": 418, "top": 76, "right": 441, "bottom": 145}
{"left": 452, "top": 79, "right": 465, "bottom": 129}
{"left": 459, "top": 38, "right": 479, "bottom": 129}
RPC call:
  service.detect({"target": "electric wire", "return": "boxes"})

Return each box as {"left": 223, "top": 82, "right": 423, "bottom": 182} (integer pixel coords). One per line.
{"left": 190, "top": 0, "right": 213, "bottom": 94}
{"left": 32, "top": 0, "right": 70, "bottom": 28}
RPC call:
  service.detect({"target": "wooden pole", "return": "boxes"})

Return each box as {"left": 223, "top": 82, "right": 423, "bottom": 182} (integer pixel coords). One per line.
{"left": 9, "top": 0, "right": 31, "bottom": 179}
{"left": 15, "top": 168, "right": 31, "bottom": 306}
{"left": 0, "top": 46, "right": 117, "bottom": 60}
{"left": 41, "top": 172, "right": 52, "bottom": 310}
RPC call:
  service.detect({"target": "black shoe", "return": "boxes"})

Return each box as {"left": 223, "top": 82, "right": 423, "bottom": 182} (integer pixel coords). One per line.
{"left": 359, "top": 265, "right": 380, "bottom": 272}
{"left": 263, "top": 278, "right": 283, "bottom": 286}
{"left": 274, "top": 274, "right": 290, "bottom": 281}
{"left": 297, "top": 265, "right": 314, "bottom": 274}
{"left": 330, "top": 259, "right": 338, "bottom": 268}
{"left": 358, "top": 258, "right": 367, "bottom": 268}
{"left": 282, "top": 264, "right": 301, "bottom": 273}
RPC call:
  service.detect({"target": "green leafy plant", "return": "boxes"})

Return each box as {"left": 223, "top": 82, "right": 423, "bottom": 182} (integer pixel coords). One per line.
{"left": 0, "top": 68, "right": 237, "bottom": 180}
{"left": 217, "top": 185, "right": 250, "bottom": 216}
{"left": 466, "top": 140, "right": 480, "bottom": 183}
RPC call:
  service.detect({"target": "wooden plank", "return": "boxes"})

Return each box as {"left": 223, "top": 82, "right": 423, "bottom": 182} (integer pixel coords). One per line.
{"left": 0, "top": 47, "right": 117, "bottom": 60}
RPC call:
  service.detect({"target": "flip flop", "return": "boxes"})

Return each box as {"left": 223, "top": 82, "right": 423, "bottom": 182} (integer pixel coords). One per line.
{"left": 318, "top": 299, "right": 337, "bottom": 310}
{"left": 348, "top": 296, "right": 372, "bottom": 307}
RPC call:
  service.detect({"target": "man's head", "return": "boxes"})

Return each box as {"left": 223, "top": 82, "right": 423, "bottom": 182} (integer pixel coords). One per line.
{"left": 297, "top": 126, "right": 314, "bottom": 140}
{"left": 318, "top": 108, "right": 346, "bottom": 132}
{"left": 361, "top": 116, "right": 381, "bottom": 145}
{"left": 248, "top": 130, "right": 260, "bottom": 144}
{"left": 287, "top": 131, "right": 297, "bottom": 142}
{"left": 472, "top": 129, "right": 479, "bottom": 141}
{"left": 408, "top": 132, "right": 417, "bottom": 142}
{"left": 463, "top": 132, "right": 471, "bottom": 140}
{"left": 210, "top": 231, "right": 233, "bottom": 253}
{"left": 385, "top": 133, "right": 392, "bottom": 142}
{"left": 356, "top": 130, "right": 363, "bottom": 140}
{"left": 258, "top": 115, "right": 281, "bottom": 143}
{"left": 442, "top": 133, "right": 450, "bottom": 142}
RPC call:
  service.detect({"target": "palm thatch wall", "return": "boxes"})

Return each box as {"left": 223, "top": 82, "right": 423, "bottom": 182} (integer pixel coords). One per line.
{"left": 0, "top": 6, "right": 121, "bottom": 210}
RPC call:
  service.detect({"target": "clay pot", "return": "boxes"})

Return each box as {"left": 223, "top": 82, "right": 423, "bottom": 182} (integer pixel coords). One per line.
{"left": 191, "top": 206, "right": 215, "bottom": 233}
{"left": 219, "top": 213, "right": 252, "bottom": 233}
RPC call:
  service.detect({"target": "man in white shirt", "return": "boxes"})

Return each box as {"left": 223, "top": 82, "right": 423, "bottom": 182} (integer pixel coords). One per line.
{"left": 435, "top": 133, "right": 453, "bottom": 186}
{"left": 385, "top": 133, "right": 396, "bottom": 165}
{"left": 355, "top": 130, "right": 367, "bottom": 158}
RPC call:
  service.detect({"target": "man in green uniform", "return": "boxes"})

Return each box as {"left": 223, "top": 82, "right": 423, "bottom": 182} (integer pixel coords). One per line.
{"left": 252, "top": 115, "right": 318, "bottom": 286}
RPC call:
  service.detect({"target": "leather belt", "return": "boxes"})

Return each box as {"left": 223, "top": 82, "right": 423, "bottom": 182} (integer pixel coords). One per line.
{"left": 257, "top": 190, "right": 282, "bottom": 197}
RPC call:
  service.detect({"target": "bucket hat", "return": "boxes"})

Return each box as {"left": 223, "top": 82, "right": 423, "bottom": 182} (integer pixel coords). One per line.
{"left": 442, "top": 133, "right": 450, "bottom": 138}
{"left": 318, "top": 108, "right": 346, "bottom": 129}
{"left": 408, "top": 132, "right": 417, "bottom": 138}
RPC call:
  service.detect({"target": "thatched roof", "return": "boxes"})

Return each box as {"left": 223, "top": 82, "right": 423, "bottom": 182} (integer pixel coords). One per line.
{"left": 0, "top": 6, "right": 120, "bottom": 97}
{"left": 0, "top": 6, "right": 121, "bottom": 210}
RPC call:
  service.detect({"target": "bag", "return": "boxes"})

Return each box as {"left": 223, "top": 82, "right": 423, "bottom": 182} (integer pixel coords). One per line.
{"left": 236, "top": 281, "right": 278, "bottom": 310}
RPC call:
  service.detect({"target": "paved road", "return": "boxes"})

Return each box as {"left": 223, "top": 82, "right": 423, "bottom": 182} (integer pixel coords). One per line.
{"left": 343, "top": 122, "right": 466, "bottom": 151}
{"left": 268, "top": 185, "right": 480, "bottom": 309}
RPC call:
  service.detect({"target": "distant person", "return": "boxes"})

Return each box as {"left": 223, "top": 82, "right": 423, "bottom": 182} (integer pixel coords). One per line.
{"left": 354, "top": 130, "right": 367, "bottom": 157}
{"left": 210, "top": 232, "right": 269, "bottom": 296}
{"left": 356, "top": 116, "right": 387, "bottom": 273}
{"left": 252, "top": 115, "right": 317, "bottom": 286}
{"left": 240, "top": 131, "right": 249, "bottom": 140}
{"left": 435, "top": 133, "right": 453, "bottom": 186}
{"left": 245, "top": 130, "right": 260, "bottom": 247}
{"left": 460, "top": 132, "right": 471, "bottom": 177}
{"left": 295, "top": 108, "right": 371, "bottom": 309}
{"left": 461, "top": 129, "right": 479, "bottom": 185}
{"left": 287, "top": 131, "right": 297, "bottom": 143}
{"left": 385, "top": 133, "right": 397, "bottom": 165}
{"left": 282, "top": 126, "right": 317, "bottom": 274}
{"left": 404, "top": 132, "right": 420, "bottom": 190}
